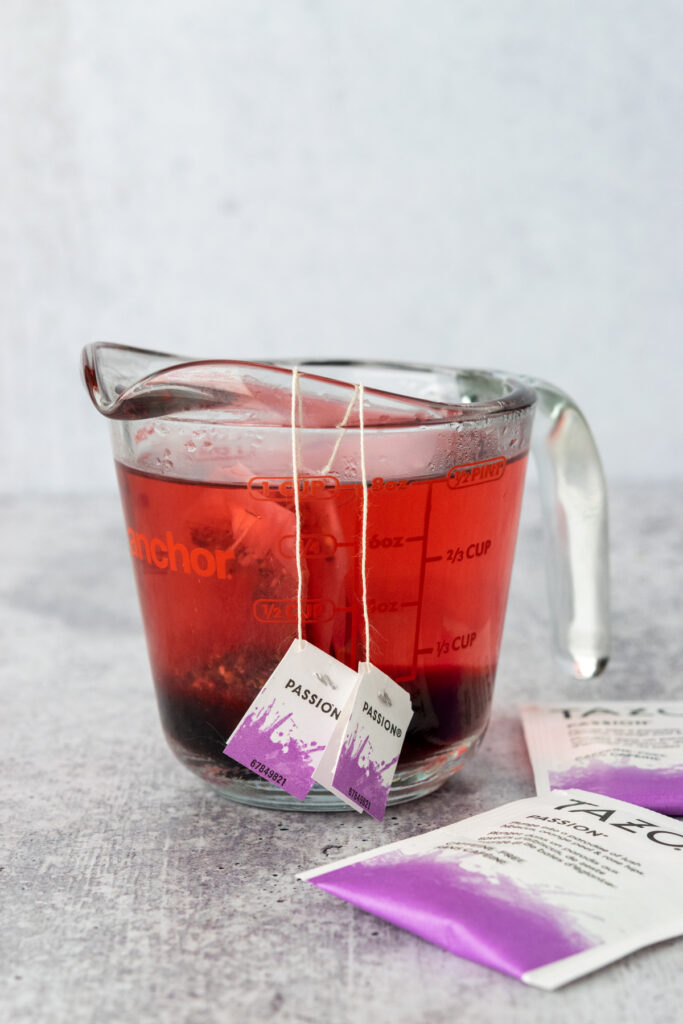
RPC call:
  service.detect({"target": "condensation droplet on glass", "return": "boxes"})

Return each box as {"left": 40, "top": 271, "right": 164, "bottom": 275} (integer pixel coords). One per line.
{"left": 155, "top": 448, "right": 174, "bottom": 473}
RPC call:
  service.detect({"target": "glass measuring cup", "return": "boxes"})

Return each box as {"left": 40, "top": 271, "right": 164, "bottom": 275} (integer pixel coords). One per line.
{"left": 82, "top": 344, "right": 610, "bottom": 809}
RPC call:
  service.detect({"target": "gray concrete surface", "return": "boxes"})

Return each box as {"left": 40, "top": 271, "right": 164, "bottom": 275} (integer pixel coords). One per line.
{"left": 2, "top": 483, "right": 682, "bottom": 1023}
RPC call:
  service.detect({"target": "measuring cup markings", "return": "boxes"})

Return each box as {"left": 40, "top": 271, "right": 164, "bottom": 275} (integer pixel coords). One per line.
{"left": 410, "top": 461, "right": 528, "bottom": 680}
{"left": 252, "top": 597, "right": 345, "bottom": 625}
{"left": 277, "top": 468, "right": 512, "bottom": 685}
{"left": 248, "top": 475, "right": 340, "bottom": 501}
{"left": 340, "top": 473, "right": 435, "bottom": 680}
{"left": 407, "top": 478, "right": 435, "bottom": 681}
{"left": 446, "top": 456, "right": 507, "bottom": 489}
{"left": 242, "top": 471, "right": 432, "bottom": 677}
{"left": 445, "top": 540, "right": 493, "bottom": 563}
{"left": 277, "top": 533, "right": 347, "bottom": 559}
{"left": 115, "top": 441, "right": 529, "bottom": 769}
{"left": 123, "top": 458, "right": 521, "bottom": 683}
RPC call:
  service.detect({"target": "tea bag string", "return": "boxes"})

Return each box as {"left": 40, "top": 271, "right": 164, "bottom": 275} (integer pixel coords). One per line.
{"left": 291, "top": 367, "right": 305, "bottom": 650}
{"left": 358, "top": 392, "right": 392, "bottom": 706}
{"left": 320, "top": 382, "right": 361, "bottom": 476}
{"left": 358, "top": 395, "right": 389, "bottom": 708}
{"left": 290, "top": 370, "right": 371, "bottom": 666}
{"left": 358, "top": 381, "right": 372, "bottom": 672}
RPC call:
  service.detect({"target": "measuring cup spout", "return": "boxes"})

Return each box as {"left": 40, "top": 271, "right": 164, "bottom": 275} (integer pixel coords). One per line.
{"left": 81, "top": 342, "right": 268, "bottom": 421}
{"left": 527, "top": 378, "right": 610, "bottom": 680}
{"left": 81, "top": 343, "right": 472, "bottom": 426}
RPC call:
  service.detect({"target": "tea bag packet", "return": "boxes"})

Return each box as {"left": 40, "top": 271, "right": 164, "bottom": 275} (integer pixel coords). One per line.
{"left": 223, "top": 639, "right": 358, "bottom": 800}
{"left": 299, "top": 789, "right": 683, "bottom": 990}
{"left": 313, "top": 663, "right": 413, "bottom": 819}
{"left": 521, "top": 703, "right": 683, "bottom": 815}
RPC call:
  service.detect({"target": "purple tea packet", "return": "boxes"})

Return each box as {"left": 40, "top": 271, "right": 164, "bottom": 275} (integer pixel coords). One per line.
{"left": 299, "top": 789, "right": 683, "bottom": 989}
{"left": 521, "top": 702, "right": 683, "bottom": 814}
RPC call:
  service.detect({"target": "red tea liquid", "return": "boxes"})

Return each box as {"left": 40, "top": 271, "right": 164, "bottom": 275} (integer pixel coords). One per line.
{"left": 116, "top": 455, "right": 527, "bottom": 779}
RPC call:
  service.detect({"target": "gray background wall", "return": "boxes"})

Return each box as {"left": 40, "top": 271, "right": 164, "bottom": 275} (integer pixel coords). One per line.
{"left": 2, "top": 1, "right": 682, "bottom": 492}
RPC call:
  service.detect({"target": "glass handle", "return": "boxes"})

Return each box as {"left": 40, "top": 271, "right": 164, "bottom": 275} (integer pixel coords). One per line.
{"left": 527, "top": 379, "right": 610, "bottom": 679}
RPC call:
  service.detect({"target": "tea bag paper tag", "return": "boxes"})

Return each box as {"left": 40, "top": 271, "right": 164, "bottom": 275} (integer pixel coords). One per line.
{"left": 223, "top": 639, "right": 358, "bottom": 801}
{"left": 312, "top": 676, "right": 365, "bottom": 812}
{"left": 315, "top": 664, "right": 414, "bottom": 821}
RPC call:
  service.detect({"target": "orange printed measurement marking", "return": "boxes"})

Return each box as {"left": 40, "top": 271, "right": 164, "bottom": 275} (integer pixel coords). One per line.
{"left": 248, "top": 475, "right": 339, "bottom": 501}
{"left": 435, "top": 633, "right": 477, "bottom": 656}
{"left": 446, "top": 540, "right": 492, "bottom": 563}
{"left": 278, "top": 533, "right": 341, "bottom": 559}
{"left": 370, "top": 476, "right": 412, "bottom": 492}
{"left": 252, "top": 598, "right": 339, "bottom": 624}
{"left": 369, "top": 534, "right": 408, "bottom": 550}
{"left": 368, "top": 533, "right": 425, "bottom": 549}
{"left": 409, "top": 481, "right": 434, "bottom": 679}
{"left": 446, "top": 457, "right": 506, "bottom": 489}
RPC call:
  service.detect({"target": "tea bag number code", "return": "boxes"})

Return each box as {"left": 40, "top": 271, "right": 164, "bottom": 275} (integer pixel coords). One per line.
{"left": 249, "top": 760, "right": 287, "bottom": 788}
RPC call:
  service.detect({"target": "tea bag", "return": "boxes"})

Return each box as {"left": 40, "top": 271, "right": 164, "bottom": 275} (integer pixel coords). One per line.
{"left": 313, "top": 663, "right": 413, "bottom": 819}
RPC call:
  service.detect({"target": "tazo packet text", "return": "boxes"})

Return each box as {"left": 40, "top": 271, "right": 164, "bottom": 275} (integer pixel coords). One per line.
{"left": 521, "top": 702, "right": 683, "bottom": 814}
{"left": 298, "top": 790, "right": 683, "bottom": 990}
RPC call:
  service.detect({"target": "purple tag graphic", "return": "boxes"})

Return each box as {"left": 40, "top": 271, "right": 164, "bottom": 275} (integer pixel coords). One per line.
{"left": 224, "top": 696, "right": 327, "bottom": 800}
{"left": 331, "top": 723, "right": 400, "bottom": 820}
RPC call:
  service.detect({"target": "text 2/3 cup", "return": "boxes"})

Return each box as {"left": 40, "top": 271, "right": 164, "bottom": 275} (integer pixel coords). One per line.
{"left": 82, "top": 347, "right": 610, "bottom": 810}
